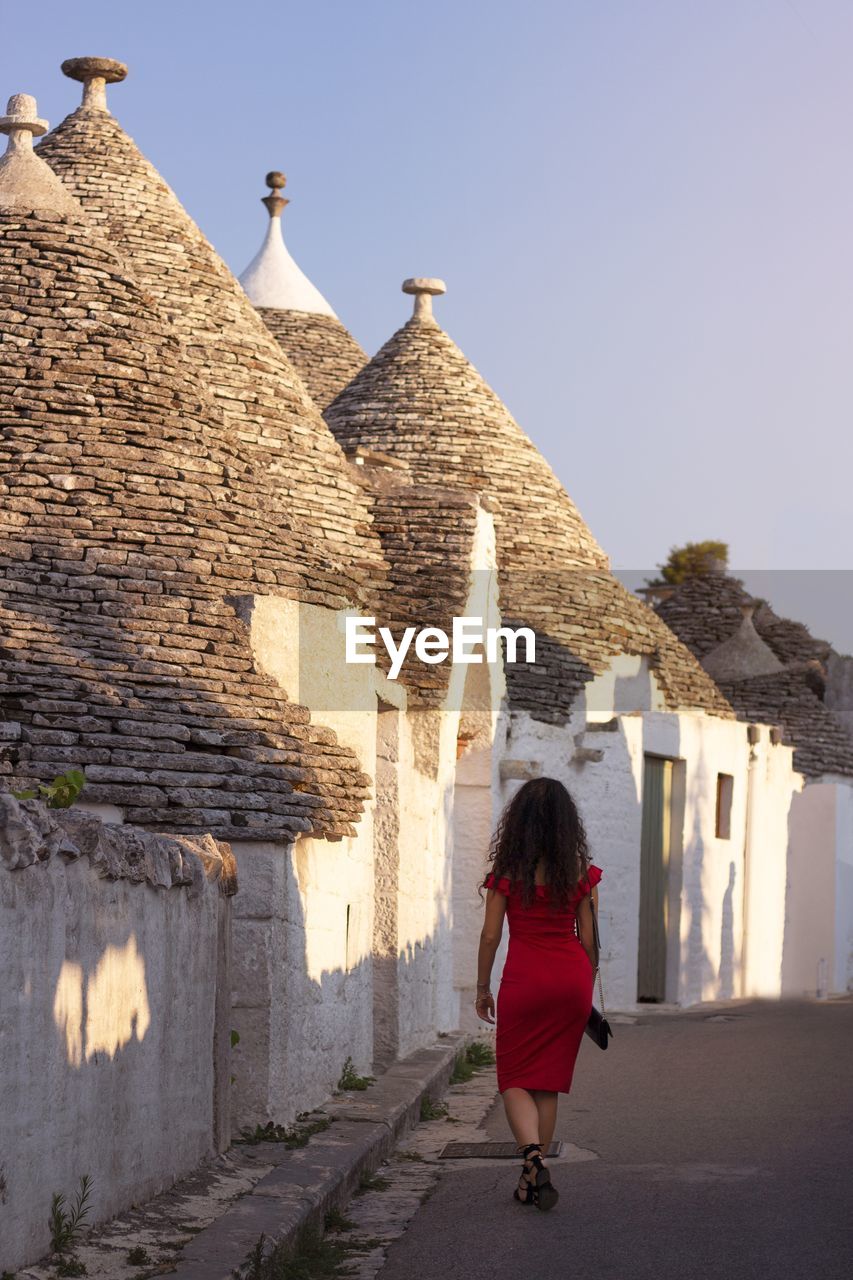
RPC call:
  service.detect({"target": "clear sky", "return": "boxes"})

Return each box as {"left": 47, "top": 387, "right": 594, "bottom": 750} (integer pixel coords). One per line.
{"left": 3, "top": 1, "right": 852, "bottom": 646}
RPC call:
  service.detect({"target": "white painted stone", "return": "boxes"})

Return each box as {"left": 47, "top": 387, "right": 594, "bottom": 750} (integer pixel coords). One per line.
{"left": 239, "top": 216, "right": 337, "bottom": 316}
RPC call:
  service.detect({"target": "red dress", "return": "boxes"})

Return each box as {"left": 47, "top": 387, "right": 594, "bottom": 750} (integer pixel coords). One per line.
{"left": 484, "top": 864, "right": 603, "bottom": 1094}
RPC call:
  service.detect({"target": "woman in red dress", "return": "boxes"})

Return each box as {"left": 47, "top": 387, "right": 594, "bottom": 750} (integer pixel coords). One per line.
{"left": 476, "top": 777, "right": 603, "bottom": 1211}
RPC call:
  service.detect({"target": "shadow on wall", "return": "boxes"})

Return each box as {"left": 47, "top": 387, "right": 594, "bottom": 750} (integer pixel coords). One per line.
{"left": 230, "top": 831, "right": 460, "bottom": 1128}
{"left": 680, "top": 734, "right": 726, "bottom": 1006}
{"left": 720, "top": 861, "right": 738, "bottom": 1000}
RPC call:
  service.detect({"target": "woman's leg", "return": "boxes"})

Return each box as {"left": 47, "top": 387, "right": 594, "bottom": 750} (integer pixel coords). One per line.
{"left": 501, "top": 1087, "right": 541, "bottom": 1145}
{"left": 530, "top": 1090, "right": 558, "bottom": 1151}
{"left": 502, "top": 1087, "right": 542, "bottom": 1200}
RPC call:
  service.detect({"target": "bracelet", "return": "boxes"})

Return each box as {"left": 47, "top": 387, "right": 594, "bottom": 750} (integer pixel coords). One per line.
{"left": 476, "top": 983, "right": 491, "bottom": 992}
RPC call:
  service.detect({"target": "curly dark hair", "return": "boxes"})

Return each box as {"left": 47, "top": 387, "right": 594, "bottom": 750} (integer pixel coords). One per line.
{"left": 478, "top": 776, "right": 591, "bottom": 911}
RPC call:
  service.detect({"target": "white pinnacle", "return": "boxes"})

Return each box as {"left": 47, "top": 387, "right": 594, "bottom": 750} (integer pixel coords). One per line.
{"left": 239, "top": 172, "right": 337, "bottom": 318}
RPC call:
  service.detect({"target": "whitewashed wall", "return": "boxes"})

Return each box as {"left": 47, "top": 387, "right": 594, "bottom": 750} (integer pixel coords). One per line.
{"left": 784, "top": 778, "right": 853, "bottom": 997}
{"left": 235, "top": 596, "right": 378, "bottom": 1124}
{"left": 0, "top": 798, "right": 233, "bottom": 1275}
{"left": 485, "top": 654, "right": 799, "bottom": 1011}
{"left": 740, "top": 729, "right": 800, "bottom": 998}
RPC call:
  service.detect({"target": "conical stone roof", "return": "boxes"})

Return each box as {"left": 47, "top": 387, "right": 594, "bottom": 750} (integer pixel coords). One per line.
{"left": 653, "top": 571, "right": 834, "bottom": 668}
{"left": 701, "top": 606, "right": 785, "bottom": 682}
{"left": 0, "top": 93, "right": 368, "bottom": 840}
{"left": 651, "top": 571, "right": 853, "bottom": 778}
{"left": 326, "top": 282, "right": 733, "bottom": 723}
{"left": 240, "top": 172, "right": 367, "bottom": 410}
{"left": 37, "top": 59, "right": 382, "bottom": 607}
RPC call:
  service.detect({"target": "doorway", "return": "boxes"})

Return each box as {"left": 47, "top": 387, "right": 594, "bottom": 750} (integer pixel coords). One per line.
{"left": 638, "top": 754, "right": 676, "bottom": 1002}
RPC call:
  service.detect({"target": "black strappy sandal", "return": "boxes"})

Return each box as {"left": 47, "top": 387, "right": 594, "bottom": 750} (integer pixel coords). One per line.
{"left": 514, "top": 1142, "right": 559, "bottom": 1212}
{"left": 513, "top": 1143, "right": 539, "bottom": 1205}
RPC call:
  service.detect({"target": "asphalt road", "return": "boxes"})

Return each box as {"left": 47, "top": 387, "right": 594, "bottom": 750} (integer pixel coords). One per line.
{"left": 377, "top": 997, "right": 853, "bottom": 1280}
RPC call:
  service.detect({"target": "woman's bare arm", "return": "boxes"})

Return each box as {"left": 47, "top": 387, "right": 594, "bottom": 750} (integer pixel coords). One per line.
{"left": 475, "top": 889, "right": 507, "bottom": 1023}
{"left": 576, "top": 884, "right": 599, "bottom": 967}
{"left": 477, "top": 888, "right": 507, "bottom": 987}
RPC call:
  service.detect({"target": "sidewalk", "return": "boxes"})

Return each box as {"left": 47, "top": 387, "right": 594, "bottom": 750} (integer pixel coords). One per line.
{"left": 21, "top": 1033, "right": 474, "bottom": 1280}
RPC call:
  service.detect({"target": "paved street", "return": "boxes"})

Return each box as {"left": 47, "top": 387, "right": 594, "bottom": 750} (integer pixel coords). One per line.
{"left": 377, "top": 998, "right": 853, "bottom": 1280}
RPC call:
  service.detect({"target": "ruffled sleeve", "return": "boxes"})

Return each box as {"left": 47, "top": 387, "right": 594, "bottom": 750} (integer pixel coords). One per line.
{"left": 581, "top": 865, "right": 601, "bottom": 896}
{"left": 577, "top": 864, "right": 603, "bottom": 898}
{"left": 483, "top": 871, "right": 513, "bottom": 896}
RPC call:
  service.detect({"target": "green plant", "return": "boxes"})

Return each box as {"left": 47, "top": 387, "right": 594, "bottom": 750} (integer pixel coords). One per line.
{"left": 397, "top": 1149, "right": 425, "bottom": 1162}
{"left": 337, "top": 1056, "right": 375, "bottom": 1091}
{"left": 465, "top": 1041, "right": 496, "bottom": 1068}
{"left": 230, "top": 1029, "right": 241, "bottom": 1048}
{"left": 49, "top": 1175, "right": 92, "bottom": 1255}
{"left": 419, "top": 1096, "right": 448, "bottom": 1121}
{"left": 238, "top": 1114, "right": 330, "bottom": 1148}
{"left": 322, "top": 1206, "right": 355, "bottom": 1233}
{"left": 450, "top": 1039, "right": 497, "bottom": 1082}
{"left": 647, "top": 539, "right": 729, "bottom": 587}
{"left": 126, "top": 1246, "right": 151, "bottom": 1266}
{"left": 56, "top": 1259, "right": 87, "bottom": 1277}
{"left": 13, "top": 768, "right": 86, "bottom": 810}
{"left": 241, "top": 1226, "right": 349, "bottom": 1279}
{"left": 355, "top": 1170, "right": 391, "bottom": 1195}
{"left": 450, "top": 1053, "right": 475, "bottom": 1084}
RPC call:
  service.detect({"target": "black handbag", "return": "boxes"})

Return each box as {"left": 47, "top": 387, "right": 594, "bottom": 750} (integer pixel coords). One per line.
{"left": 583, "top": 884, "right": 613, "bottom": 1050}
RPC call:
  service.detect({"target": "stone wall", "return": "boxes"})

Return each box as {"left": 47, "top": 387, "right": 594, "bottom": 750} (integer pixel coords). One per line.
{"left": 0, "top": 796, "right": 235, "bottom": 1274}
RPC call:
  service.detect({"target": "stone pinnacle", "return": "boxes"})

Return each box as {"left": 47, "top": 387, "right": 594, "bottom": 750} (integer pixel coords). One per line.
{"left": 61, "top": 56, "right": 128, "bottom": 111}
{"left": 262, "top": 171, "right": 289, "bottom": 220}
{"left": 0, "top": 94, "right": 49, "bottom": 150}
{"left": 402, "top": 277, "right": 447, "bottom": 323}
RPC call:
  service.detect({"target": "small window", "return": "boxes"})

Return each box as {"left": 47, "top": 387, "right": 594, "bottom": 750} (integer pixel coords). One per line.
{"left": 715, "top": 773, "right": 733, "bottom": 839}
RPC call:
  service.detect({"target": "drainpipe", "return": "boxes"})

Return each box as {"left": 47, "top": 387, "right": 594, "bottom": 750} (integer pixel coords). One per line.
{"left": 740, "top": 724, "right": 761, "bottom": 997}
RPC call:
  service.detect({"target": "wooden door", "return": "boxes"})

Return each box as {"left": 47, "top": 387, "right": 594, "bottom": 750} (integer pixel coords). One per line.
{"left": 638, "top": 755, "right": 672, "bottom": 1001}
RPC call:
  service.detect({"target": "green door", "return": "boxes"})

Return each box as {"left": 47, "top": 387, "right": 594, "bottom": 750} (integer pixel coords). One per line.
{"left": 638, "top": 755, "right": 672, "bottom": 1001}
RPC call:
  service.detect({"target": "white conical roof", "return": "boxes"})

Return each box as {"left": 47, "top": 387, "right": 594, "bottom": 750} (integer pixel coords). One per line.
{"left": 239, "top": 171, "right": 336, "bottom": 317}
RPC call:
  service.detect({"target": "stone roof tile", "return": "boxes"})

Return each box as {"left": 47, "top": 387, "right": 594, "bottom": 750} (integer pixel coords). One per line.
{"left": 259, "top": 308, "right": 367, "bottom": 411}
{"left": 351, "top": 459, "right": 481, "bottom": 702}
{"left": 0, "top": 115, "right": 369, "bottom": 840}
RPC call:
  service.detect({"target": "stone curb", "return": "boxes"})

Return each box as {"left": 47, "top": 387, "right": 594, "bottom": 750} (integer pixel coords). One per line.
{"left": 168, "top": 1033, "right": 468, "bottom": 1279}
